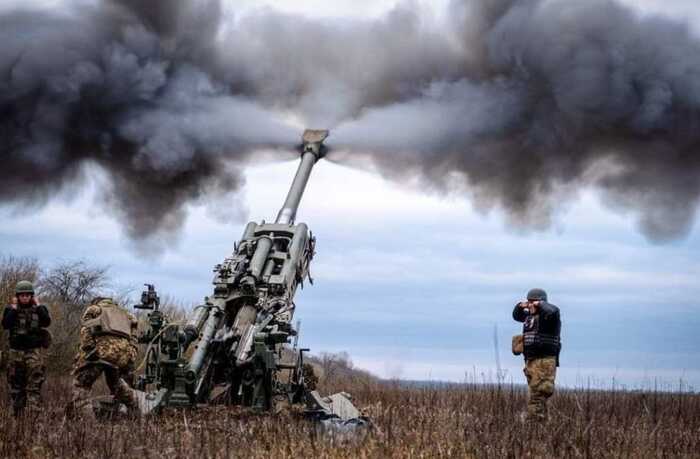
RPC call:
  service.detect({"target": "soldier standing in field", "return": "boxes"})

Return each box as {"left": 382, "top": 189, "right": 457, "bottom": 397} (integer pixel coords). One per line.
{"left": 67, "top": 297, "right": 139, "bottom": 417}
{"left": 2, "top": 281, "right": 51, "bottom": 416}
{"left": 512, "top": 288, "right": 561, "bottom": 422}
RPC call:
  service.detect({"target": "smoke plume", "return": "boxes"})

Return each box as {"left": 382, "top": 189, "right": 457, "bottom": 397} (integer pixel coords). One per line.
{"left": 327, "top": 0, "right": 700, "bottom": 241}
{"left": 3, "top": 0, "right": 700, "bottom": 243}
{"left": 0, "top": 0, "right": 296, "bottom": 242}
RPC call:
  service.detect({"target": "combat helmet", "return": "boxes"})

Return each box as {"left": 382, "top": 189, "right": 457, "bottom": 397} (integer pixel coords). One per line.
{"left": 526, "top": 288, "right": 547, "bottom": 302}
{"left": 15, "top": 280, "right": 35, "bottom": 295}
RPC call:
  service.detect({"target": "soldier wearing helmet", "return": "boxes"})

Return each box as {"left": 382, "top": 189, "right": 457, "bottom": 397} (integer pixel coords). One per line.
{"left": 1, "top": 280, "right": 51, "bottom": 416}
{"left": 66, "top": 297, "right": 139, "bottom": 417}
{"left": 512, "top": 288, "right": 561, "bottom": 422}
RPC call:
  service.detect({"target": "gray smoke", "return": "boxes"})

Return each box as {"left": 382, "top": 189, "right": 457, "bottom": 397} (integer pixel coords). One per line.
{"left": 210, "top": 0, "right": 700, "bottom": 241}
{"left": 216, "top": 3, "right": 465, "bottom": 126}
{"left": 0, "top": 0, "right": 296, "bottom": 243}
{"left": 3, "top": 0, "right": 700, "bottom": 243}
{"left": 329, "top": 0, "right": 700, "bottom": 241}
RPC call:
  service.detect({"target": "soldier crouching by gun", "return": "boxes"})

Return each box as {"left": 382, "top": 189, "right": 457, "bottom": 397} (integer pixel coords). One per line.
{"left": 66, "top": 297, "right": 138, "bottom": 418}
{"left": 2, "top": 281, "right": 51, "bottom": 416}
{"left": 512, "top": 288, "right": 561, "bottom": 422}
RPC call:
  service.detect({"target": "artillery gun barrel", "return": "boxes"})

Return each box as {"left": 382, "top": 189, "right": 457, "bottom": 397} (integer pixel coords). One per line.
{"left": 275, "top": 129, "right": 329, "bottom": 225}
{"left": 182, "top": 305, "right": 210, "bottom": 348}
{"left": 185, "top": 307, "right": 223, "bottom": 384}
{"left": 132, "top": 129, "right": 339, "bottom": 413}
{"left": 249, "top": 236, "right": 273, "bottom": 279}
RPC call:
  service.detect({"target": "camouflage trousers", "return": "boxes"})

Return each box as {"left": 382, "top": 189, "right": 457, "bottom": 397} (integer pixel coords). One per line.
{"left": 70, "top": 363, "right": 136, "bottom": 414}
{"left": 524, "top": 356, "right": 557, "bottom": 421}
{"left": 6, "top": 348, "right": 46, "bottom": 416}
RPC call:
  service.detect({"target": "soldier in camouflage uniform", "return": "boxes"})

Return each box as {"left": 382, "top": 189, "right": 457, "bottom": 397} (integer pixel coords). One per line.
{"left": 513, "top": 288, "right": 561, "bottom": 422}
{"left": 67, "top": 297, "right": 139, "bottom": 416}
{"left": 2, "top": 281, "right": 51, "bottom": 416}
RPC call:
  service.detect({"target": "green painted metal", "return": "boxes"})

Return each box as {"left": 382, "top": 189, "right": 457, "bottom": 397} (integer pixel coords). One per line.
{"left": 134, "top": 129, "right": 329, "bottom": 412}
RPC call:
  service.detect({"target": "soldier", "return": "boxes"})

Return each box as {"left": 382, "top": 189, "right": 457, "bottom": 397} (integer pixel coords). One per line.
{"left": 513, "top": 288, "right": 561, "bottom": 422}
{"left": 67, "top": 297, "right": 139, "bottom": 417}
{"left": 1, "top": 280, "right": 51, "bottom": 416}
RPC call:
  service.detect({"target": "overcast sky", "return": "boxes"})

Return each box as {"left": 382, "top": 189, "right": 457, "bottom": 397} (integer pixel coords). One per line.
{"left": 1, "top": 0, "right": 699, "bottom": 390}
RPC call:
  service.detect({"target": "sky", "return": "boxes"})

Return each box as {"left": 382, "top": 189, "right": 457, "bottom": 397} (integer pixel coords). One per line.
{"left": 1, "top": 0, "right": 699, "bottom": 390}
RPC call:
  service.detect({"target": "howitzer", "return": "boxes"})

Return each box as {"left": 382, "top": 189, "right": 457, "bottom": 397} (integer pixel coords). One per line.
{"left": 134, "top": 130, "right": 332, "bottom": 412}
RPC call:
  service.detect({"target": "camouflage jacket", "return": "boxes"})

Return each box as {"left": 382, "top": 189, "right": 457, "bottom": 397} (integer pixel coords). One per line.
{"left": 76, "top": 299, "right": 138, "bottom": 369}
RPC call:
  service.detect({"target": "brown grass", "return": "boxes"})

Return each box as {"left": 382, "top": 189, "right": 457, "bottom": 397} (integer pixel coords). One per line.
{"left": 0, "top": 376, "right": 697, "bottom": 458}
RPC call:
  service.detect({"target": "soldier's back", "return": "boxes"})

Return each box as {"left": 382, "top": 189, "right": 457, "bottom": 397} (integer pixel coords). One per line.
{"left": 79, "top": 298, "right": 138, "bottom": 370}
{"left": 94, "top": 335, "right": 137, "bottom": 369}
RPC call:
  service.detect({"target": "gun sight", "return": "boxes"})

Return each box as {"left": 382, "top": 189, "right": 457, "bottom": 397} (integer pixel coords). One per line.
{"left": 135, "top": 283, "right": 160, "bottom": 310}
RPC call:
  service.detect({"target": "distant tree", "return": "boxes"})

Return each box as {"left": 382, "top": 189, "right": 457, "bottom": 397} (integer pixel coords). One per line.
{"left": 310, "top": 351, "right": 380, "bottom": 393}
{"left": 155, "top": 294, "right": 190, "bottom": 323}
{"left": 39, "top": 261, "right": 110, "bottom": 371}
{"left": 319, "top": 351, "right": 354, "bottom": 383}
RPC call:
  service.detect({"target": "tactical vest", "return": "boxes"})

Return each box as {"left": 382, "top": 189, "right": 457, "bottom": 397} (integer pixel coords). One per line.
{"left": 9, "top": 306, "right": 48, "bottom": 349}
{"left": 83, "top": 305, "right": 133, "bottom": 339}
{"left": 523, "top": 314, "right": 560, "bottom": 357}
{"left": 11, "top": 306, "right": 40, "bottom": 337}
{"left": 523, "top": 329, "right": 561, "bottom": 347}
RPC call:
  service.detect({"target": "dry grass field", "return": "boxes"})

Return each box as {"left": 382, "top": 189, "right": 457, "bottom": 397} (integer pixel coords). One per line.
{"left": 0, "top": 375, "right": 697, "bottom": 458}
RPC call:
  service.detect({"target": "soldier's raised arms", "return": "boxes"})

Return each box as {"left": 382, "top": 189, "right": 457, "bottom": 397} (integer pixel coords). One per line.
{"left": 2, "top": 305, "right": 50, "bottom": 329}
{"left": 2, "top": 305, "right": 16, "bottom": 329}
{"left": 537, "top": 302, "right": 559, "bottom": 320}
{"left": 512, "top": 302, "right": 530, "bottom": 322}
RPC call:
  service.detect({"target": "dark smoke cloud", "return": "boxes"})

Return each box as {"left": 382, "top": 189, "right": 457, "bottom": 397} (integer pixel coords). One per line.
{"left": 329, "top": 0, "right": 700, "bottom": 242}
{"left": 209, "top": 0, "right": 700, "bottom": 241}
{"left": 0, "top": 0, "right": 296, "bottom": 243}
{"left": 3, "top": 0, "right": 700, "bottom": 244}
